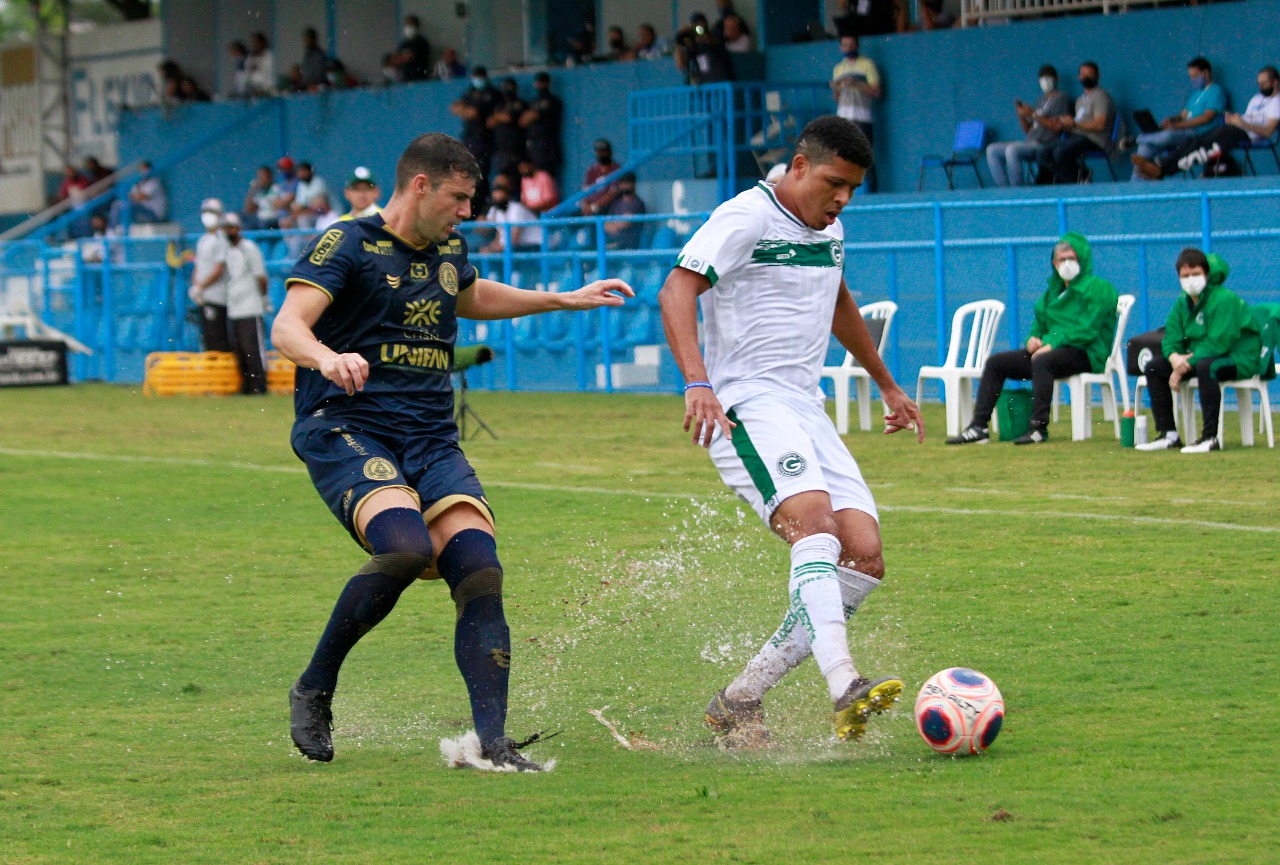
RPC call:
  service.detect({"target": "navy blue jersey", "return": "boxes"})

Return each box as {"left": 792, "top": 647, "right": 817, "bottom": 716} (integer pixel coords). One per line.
{"left": 286, "top": 214, "right": 479, "bottom": 440}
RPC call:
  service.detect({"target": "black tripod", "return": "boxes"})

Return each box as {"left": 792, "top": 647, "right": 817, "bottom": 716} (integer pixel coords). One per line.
{"left": 454, "top": 369, "right": 497, "bottom": 440}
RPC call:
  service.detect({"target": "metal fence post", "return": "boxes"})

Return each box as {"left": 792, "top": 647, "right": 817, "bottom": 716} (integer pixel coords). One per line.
{"left": 933, "top": 203, "right": 947, "bottom": 365}
{"left": 596, "top": 218, "right": 613, "bottom": 393}
{"left": 1200, "top": 192, "right": 1212, "bottom": 252}
{"left": 1138, "top": 242, "right": 1150, "bottom": 331}
{"left": 1006, "top": 243, "right": 1020, "bottom": 349}
{"left": 887, "top": 250, "right": 900, "bottom": 381}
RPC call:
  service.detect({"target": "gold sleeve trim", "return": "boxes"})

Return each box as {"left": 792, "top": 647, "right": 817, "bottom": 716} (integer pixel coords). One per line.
{"left": 286, "top": 278, "right": 335, "bottom": 301}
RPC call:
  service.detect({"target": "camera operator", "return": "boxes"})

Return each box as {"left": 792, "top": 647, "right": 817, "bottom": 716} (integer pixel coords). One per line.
{"left": 674, "top": 13, "right": 732, "bottom": 85}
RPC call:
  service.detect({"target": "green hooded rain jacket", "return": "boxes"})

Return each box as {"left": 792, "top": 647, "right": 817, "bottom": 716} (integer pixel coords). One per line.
{"left": 1028, "top": 232, "right": 1119, "bottom": 374}
{"left": 1161, "top": 253, "right": 1264, "bottom": 379}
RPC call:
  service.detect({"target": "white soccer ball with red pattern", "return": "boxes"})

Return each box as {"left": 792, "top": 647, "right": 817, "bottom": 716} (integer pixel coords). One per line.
{"left": 914, "top": 668, "right": 1004, "bottom": 756}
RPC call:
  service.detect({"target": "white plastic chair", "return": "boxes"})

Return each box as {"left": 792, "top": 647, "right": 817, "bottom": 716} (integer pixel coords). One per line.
{"left": 821, "top": 301, "right": 898, "bottom": 434}
{"left": 915, "top": 299, "right": 1006, "bottom": 437}
{"left": 1052, "top": 294, "right": 1135, "bottom": 441}
{"left": 1134, "top": 368, "right": 1275, "bottom": 449}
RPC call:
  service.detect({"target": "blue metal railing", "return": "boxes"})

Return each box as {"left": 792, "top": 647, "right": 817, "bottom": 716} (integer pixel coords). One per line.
{"left": 3, "top": 186, "right": 1278, "bottom": 401}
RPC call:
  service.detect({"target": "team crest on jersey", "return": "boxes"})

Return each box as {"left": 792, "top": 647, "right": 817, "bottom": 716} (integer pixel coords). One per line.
{"left": 410, "top": 262, "right": 430, "bottom": 281}
{"left": 777, "top": 452, "right": 807, "bottom": 477}
{"left": 830, "top": 239, "right": 844, "bottom": 267}
{"left": 363, "top": 457, "right": 398, "bottom": 481}
{"left": 404, "top": 298, "right": 442, "bottom": 326}
{"left": 309, "top": 228, "right": 345, "bottom": 265}
{"left": 386, "top": 274, "right": 402, "bottom": 289}
{"left": 439, "top": 262, "right": 459, "bottom": 295}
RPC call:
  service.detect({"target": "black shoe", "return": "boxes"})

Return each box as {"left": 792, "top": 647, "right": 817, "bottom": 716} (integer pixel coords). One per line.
{"left": 481, "top": 735, "right": 545, "bottom": 772}
{"left": 1013, "top": 427, "right": 1048, "bottom": 445}
{"left": 945, "top": 425, "right": 990, "bottom": 445}
{"left": 289, "top": 680, "right": 334, "bottom": 762}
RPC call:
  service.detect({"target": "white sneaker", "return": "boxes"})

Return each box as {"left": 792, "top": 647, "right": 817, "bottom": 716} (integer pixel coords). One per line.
{"left": 1136, "top": 432, "right": 1182, "bottom": 451}
{"left": 1181, "top": 435, "right": 1222, "bottom": 453}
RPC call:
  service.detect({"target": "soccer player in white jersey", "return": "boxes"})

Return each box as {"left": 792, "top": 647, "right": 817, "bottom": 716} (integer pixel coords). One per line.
{"left": 659, "top": 116, "right": 925, "bottom": 745}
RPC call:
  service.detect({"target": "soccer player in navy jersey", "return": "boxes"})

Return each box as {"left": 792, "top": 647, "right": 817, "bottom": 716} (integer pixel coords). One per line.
{"left": 273, "top": 133, "right": 631, "bottom": 770}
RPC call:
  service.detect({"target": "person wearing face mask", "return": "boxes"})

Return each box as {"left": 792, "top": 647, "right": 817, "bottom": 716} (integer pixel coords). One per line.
{"left": 190, "top": 198, "right": 232, "bottom": 353}
{"left": 221, "top": 213, "right": 270, "bottom": 395}
{"left": 1126, "top": 57, "right": 1226, "bottom": 182}
{"left": 1039, "top": 61, "right": 1115, "bottom": 185}
{"left": 480, "top": 178, "right": 542, "bottom": 253}
{"left": 580, "top": 139, "right": 623, "bottom": 216}
{"left": 1136, "top": 250, "right": 1265, "bottom": 453}
{"left": 830, "top": 35, "right": 881, "bottom": 191}
{"left": 948, "top": 233, "right": 1118, "bottom": 446}
{"left": 986, "top": 65, "right": 1073, "bottom": 187}
{"left": 299, "top": 27, "right": 329, "bottom": 91}
{"left": 450, "top": 66, "right": 501, "bottom": 179}
{"left": 388, "top": 15, "right": 432, "bottom": 82}
{"left": 1131, "top": 66, "right": 1280, "bottom": 181}
{"left": 487, "top": 78, "right": 527, "bottom": 184}
{"left": 520, "top": 72, "right": 563, "bottom": 173}
{"left": 605, "top": 26, "right": 631, "bottom": 61}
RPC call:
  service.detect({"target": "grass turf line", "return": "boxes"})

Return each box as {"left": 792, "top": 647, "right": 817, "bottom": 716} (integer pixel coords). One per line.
{"left": 1, "top": 385, "right": 1277, "bottom": 864}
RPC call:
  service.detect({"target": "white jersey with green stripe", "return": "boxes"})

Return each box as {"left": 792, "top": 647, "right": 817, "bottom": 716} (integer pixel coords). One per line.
{"left": 676, "top": 181, "right": 845, "bottom": 410}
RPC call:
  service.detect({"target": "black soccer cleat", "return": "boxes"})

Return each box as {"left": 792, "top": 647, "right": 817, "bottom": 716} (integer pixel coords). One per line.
{"left": 481, "top": 734, "right": 547, "bottom": 772}
{"left": 945, "top": 425, "right": 990, "bottom": 445}
{"left": 1013, "top": 426, "right": 1048, "bottom": 445}
{"left": 289, "top": 680, "right": 334, "bottom": 762}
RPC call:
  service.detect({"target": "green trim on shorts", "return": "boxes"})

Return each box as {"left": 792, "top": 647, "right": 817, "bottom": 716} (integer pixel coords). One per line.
{"left": 726, "top": 407, "right": 777, "bottom": 503}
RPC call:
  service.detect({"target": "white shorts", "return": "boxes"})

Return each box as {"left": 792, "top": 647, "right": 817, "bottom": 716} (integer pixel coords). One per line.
{"left": 709, "top": 393, "right": 878, "bottom": 526}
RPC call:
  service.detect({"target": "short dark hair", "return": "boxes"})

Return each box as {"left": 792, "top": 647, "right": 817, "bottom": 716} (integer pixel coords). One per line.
{"left": 1175, "top": 247, "right": 1209, "bottom": 273}
{"left": 395, "top": 133, "right": 480, "bottom": 190}
{"left": 1080, "top": 60, "right": 1099, "bottom": 76}
{"left": 298, "top": 161, "right": 312, "bottom": 171}
{"left": 1188, "top": 56, "right": 1211, "bottom": 74}
{"left": 534, "top": 71, "right": 550, "bottom": 83}
{"left": 795, "top": 115, "right": 874, "bottom": 170}
{"left": 1038, "top": 64, "right": 1057, "bottom": 79}
{"left": 1261, "top": 66, "right": 1279, "bottom": 83}
{"left": 406, "top": 14, "right": 420, "bottom": 26}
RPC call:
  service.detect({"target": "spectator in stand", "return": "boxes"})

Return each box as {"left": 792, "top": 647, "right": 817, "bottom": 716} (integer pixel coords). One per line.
{"left": 832, "top": 0, "right": 897, "bottom": 38}
{"left": 521, "top": 72, "right": 564, "bottom": 173}
{"left": 451, "top": 66, "right": 502, "bottom": 179}
{"left": 1136, "top": 249, "right": 1266, "bottom": 453}
{"left": 228, "top": 41, "right": 250, "bottom": 98}
{"left": 282, "top": 161, "right": 328, "bottom": 230}
{"left": 1126, "top": 57, "right": 1226, "bottom": 182}
{"left": 271, "top": 156, "right": 300, "bottom": 224}
{"left": 300, "top": 27, "right": 329, "bottom": 90}
{"left": 247, "top": 32, "right": 275, "bottom": 96}
{"left": 110, "top": 160, "right": 167, "bottom": 227}
{"left": 986, "top": 65, "right": 1073, "bottom": 187}
{"left": 604, "top": 27, "right": 630, "bottom": 62}
{"left": 488, "top": 77, "right": 528, "bottom": 184}
{"left": 53, "top": 164, "right": 89, "bottom": 206}
{"left": 566, "top": 21, "right": 597, "bottom": 66}
{"left": 80, "top": 213, "right": 122, "bottom": 264}
{"left": 242, "top": 164, "right": 280, "bottom": 230}
{"left": 675, "top": 13, "right": 732, "bottom": 85}
{"left": 190, "top": 198, "right": 231, "bottom": 353}
{"left": 603, "top": 172, "right": 646, "bottom": 249}
{"left": 83, "top": 155, "right": 113, "bottom": 185}
{"left": 341, "top": 167, "right": 382, "bottom": 219}
{"left": 481, "top": 176, "right": 543, "bottom": 253}
{"left": 831, "top": 35, "right": 881, "bottom": 190}
{"left": 159, "top": 59, "right": 184, "bottom": 105}
{"left": 713, "top": 0, "right": 749, "bottom": 42}
{"left": 580, "top": 138, "right": 622, "bottom": 216}
{"left": 517, "top": 158, "right": 561, "bottom": 215}
{"left": 221, "top": 213, "right": 270, "bottom": 396}
{"left": 434, "top": 47, "right": 467, "bottom": 81}
{"left": 1132, "top": 66, "right": 1280, "bottom": 180}
{"left": 919, "top": 0, "right": 956, "bottom": 30}
{"left": 721, "top": 15, "right": 751, "bottom": 53}
{"left": 1038, "top": 61, "right": 1115, "bottom": 185}
{"left": 324, "top": 58, "right": 358, "bottom": 89}
{"left": 632, "top": 24, "right": 670, "bottom": 61}
{"left": 179, "top": 76, "right": 212, "bottom": 102}
{"left": 386, "top": 15, "right": 432, "bottom": 82}
{"left": 280, "top": 64, "right": 306, "bottom": 94}
{"left": 946, "top": 232, "right": 1118, "bottom": 447}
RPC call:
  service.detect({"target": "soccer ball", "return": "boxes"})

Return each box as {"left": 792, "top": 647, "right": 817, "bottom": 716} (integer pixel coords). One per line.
{"left": 914, "top": 668, "right": 1004, "bottom": 756}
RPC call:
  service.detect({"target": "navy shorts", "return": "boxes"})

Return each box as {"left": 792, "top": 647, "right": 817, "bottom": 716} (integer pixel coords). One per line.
{"left": 292, "top": 421, "right": 492, "bottom": 552}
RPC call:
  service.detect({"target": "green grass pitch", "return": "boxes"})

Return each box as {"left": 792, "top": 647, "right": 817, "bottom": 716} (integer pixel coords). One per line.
{"left": 2, "top": 384, "right": 1277, "bottom": 863}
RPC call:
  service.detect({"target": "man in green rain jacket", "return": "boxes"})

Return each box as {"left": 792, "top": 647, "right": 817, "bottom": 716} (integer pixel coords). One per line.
{"left": 947, "top": 232, "right": 1119, "bottom": 445}
{"left": 1137, "top": 248, "right": 1264, "bottom": 453}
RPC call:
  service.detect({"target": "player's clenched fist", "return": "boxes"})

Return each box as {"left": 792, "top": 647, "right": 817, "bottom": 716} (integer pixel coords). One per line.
{"left": 320, "top": 352, "right": 369, "bottom": 395}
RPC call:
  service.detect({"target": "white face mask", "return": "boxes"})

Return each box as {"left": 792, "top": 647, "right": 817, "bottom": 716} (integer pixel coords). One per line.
{"left": 1180, "top": 274, "right": 1207, "bottom": 297}
{"left": 1039, "top": 76, "right": 1055, "bottom": 94}
{"left": 200, "top": 211, "right": 221, "bottom": 229}
{"left": 1056, "top": 259, "right": 1081, "bottom": 282}
{"left": 403, "top": 26, "right": 417, "bottom": 38}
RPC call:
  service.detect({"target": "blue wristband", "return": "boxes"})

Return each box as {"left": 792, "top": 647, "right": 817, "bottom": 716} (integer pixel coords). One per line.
{"left": 684, "top": 381, "right": 713, "bottom": 392}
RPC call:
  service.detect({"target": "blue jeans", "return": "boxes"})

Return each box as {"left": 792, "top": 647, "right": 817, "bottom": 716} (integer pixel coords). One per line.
{"left": 1132, "top": 127, "right": 1201, "bottom": 181}
{"left": 986, "top": 140, "right": 1048, "bottom": 187}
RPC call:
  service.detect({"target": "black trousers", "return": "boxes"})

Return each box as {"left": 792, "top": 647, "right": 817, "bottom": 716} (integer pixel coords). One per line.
{"left": 200, "top": 303, "right": 230, "bottom": 352}
{"left": 229, "top": 316, "right": 268, "bottom": 395}
{"left": 973, "top": 346, "right": 1093, "bottom": 429}
{"left": 1039, "top": 134, "right": 1096, "bottom": 184}
{"left": 1156, "top": 125, "right": 1250, "bottom": 175}
{"left": 1143, "top": 354, "right": 1238, "bottom": 439}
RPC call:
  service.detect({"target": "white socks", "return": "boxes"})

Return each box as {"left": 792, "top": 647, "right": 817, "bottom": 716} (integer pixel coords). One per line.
{"left": 726, "top": 536, "right": 881, "bottom": 704}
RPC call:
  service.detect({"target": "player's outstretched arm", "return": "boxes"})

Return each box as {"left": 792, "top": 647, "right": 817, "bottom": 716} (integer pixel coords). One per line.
{"left": 658, "top": 266, "right": 735, "bottom": 448}
{"left": 455, "top": 277, "right": 633, "bottom": 320}
{"left": 272, "top": 282, "right": 369, "bottom": 395}
{"left": 831, "top": 281, "right": 925, "bottom": 442}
